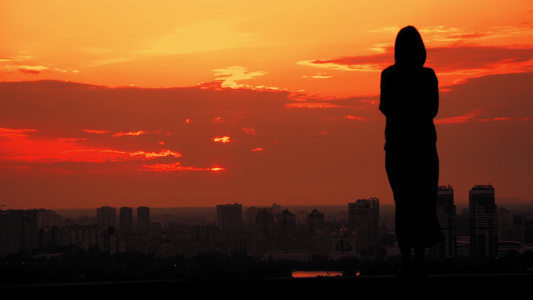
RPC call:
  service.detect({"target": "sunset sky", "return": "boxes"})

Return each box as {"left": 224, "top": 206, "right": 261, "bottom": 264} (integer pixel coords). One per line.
{"left": 1, "top": 0, "right": 532, "bottom": 209}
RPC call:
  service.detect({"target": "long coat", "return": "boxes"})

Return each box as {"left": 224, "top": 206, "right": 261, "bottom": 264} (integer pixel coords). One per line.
{"left": 379, "top": 64, "right": 442, "bottom": 249}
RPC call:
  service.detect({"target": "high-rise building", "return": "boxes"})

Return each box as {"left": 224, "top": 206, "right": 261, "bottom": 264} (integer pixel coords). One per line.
{"left": 512, "top": 214, "right": 525, "bottom": 243}
{"left": 525, "top": 218, "right": 533, "bottom": 244}
{"left": 37, "top": 209, "right": 64, "bottom": 227}
{"left": 136, "top": 206, "right": 150, "bottom": 234}
{"left": 255, "top": 208, "right": 274, "bottom": 237}
{"left": 96, "top": 206, "right": 116, "bottom": 231}
{"left": 348, "top": 197, "right": 379, "bottom": 253}
{"left": 306, "top": 209, "right": 325, "bottom": 234}
{"left": 469, "top": 184, "right": 498, "bottom": 259}
{"left": 271, "top": 203, "right": 282, "bottom": 215}
{"left": 279, "top": 209, "right": 296, "bottom": 237}
{"left": 244, "top": 206, "right": 260, "bottom": 228}
{"left": 0, "top": 210, "right": 39, "bottom": 256}
{"left": 216, "top": 203, "right": 243, "bottom": 234}
{"left": 497, "top": 207, "right": 513, "bottom": 242}
{"left": 120, "top": 207, "right": 133, "bottom": 235}
{"left": 437, "top": 184, "right": 457, "bottom": 258}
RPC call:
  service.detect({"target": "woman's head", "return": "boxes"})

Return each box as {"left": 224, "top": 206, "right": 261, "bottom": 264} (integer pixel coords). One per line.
{"left": 394, "top": 26, "right": 426, "bottom": 67}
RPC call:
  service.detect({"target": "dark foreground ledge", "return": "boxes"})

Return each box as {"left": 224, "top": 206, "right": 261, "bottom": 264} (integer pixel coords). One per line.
{"left": 2, "top": 273, "right": 532, "bottom": 295}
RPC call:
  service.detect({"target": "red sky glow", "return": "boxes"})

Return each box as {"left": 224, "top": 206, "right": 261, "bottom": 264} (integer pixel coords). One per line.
{"left": 1, "top": 0, "right": 532, "bottom": 209}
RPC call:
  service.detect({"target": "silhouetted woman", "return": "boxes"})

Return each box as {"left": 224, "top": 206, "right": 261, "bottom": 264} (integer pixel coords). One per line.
{"left": 380, "top": 26, "right": 442, "bottom": 276}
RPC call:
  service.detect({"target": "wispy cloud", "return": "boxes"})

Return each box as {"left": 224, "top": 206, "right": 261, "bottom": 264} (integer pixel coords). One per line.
{"left": 140, "top": 20, "right": 260, "bottom": 56}
{"left": 285, "top": 102, "right": 342, "bottom": 109}
{"left": 0, "top": 56, "right": 79, "bottom": 75}
{"left": 112, "top": 130, "right": 150, "bottom": 137}
{"left": 213, "top": 66, "right": 267, "bottom": 89}
{"left": 140, "top": 162, "right": 225, "bottom": 172}
{"left": 298, "top": 45, "right": 533, "bottom": 79}
{"left": 87, "top": 19, "right": 260, "bottom": 68}
{"left": 0, "top": 128, "right": 37, "bottom": 138}
{"left": 1, "top": 64, "right": 48, "bottom": 75}
{"left": 370, "top": 24, "right": 533, "bottom": 48}
{"left": 1, "top": 74, "right": 530, "bottom": 207}
{"left": 297, "top": 59, "right": 383, "bottom": 72}
{"left": 212, "top": 136, "right": 231, "bottom": 143}
{"left": 1, "top": 137, "right": 182, "bottom": 164}
{"left": 83, "top": 129, "right": 111, "bottom": 134}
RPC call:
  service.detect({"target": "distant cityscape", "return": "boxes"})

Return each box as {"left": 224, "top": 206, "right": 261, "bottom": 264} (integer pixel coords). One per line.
{"left": 2, "top": 183, "right": 532, "bottom": 262}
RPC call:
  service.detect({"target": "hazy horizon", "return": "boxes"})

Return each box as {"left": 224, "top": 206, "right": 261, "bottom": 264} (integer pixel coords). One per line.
{"left": 38, "top": 200, "right": 533, "bottom": 220}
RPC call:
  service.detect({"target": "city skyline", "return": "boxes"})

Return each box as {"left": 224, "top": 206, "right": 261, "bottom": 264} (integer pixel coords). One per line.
{"left": 7, "top": 183, "right": 524, "bottom": 218}
{"left": 2, "top": 184, "right": 531, "bottom": 261}
{"left": 1, "top": 1, "right": 532, "bottom": 209}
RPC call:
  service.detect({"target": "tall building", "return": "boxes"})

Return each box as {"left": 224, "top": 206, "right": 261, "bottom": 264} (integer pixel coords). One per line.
{"left": 96, "top": 206, "right": 116, "bottom": 231}
{"left": 120, "top": 207, "right": 133, "bottom": 235}
{"left": 469, "top": 184, "right": 498, "bottom": 259}
{"left": 271, "top": 203, "right": 282, "bottom": 215}
{"left": 437, "top": 184, "right": 457, "bottom": 258}
{"left": 279, "top": 209, "right": 296, "bottom": 237}
{"left": 136, "top": 206, "right": 150, "bottom": 234}
{"left": 512, "top": 214, "right": 525, "bottom": 243}
{"left": 306, "top": 209, "right": 325, "bottom": 234}
{"left": 216, "top": 203, "right": 243, "bottom": 234}
{"left": 244, "top": 206, "right": 260, "bottom": 228}
{"left": 525, "top": 218, "right": 533, "bottom": 244}
{"left": 348, "top": 197, "right": 379, "bottom": 253}
{"left": 497, "top": 207, "right": 513, "bottom": 242}
{"left": 37, "top": 209, "right": 64, "bottom": 227}
{"left": 0, "top": 210, "right": 39, "bottom": 256}
{"left": 255, "top": 208, "right": 274, "bottom": 237}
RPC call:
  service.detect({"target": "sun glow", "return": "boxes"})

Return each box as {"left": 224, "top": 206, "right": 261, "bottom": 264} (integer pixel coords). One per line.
{"left": 140, "top": 162, "right": 226, "bottom": 172}
{"left": 285, "top": 103, "right": 341, "bottom": 109}
{"left": 209, "top": 167, "right": 226, "bottom": 172}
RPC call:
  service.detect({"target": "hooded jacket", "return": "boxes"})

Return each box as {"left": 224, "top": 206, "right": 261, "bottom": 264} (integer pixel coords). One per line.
{"left": 379, "top": 26, "right": 439, "bottom": 153}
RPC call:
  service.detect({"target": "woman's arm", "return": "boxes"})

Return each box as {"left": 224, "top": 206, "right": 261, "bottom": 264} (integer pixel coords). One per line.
{"left": 379, "top": 68, "right": 393, "bottom": 117}
{"left": 380, "top": 67, "right": 438, "bottom": 119}
{"left": 429, "top": 69, "right": 439, "bottom": 119}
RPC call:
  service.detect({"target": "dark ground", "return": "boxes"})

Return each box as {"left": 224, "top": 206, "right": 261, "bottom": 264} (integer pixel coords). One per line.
{"left": 2, "top": 250, "right": 531, "bottom": 295}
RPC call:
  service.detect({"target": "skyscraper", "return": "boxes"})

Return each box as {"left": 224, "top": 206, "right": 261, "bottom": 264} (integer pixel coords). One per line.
{"left": 279, "top": 209, "right": 296, "bottom": 237}
{"left": 120, "top": 207, "right": 133, "bottom": 235}
{"left": 437, "top": 184, "right": 457, "bottom": 258}
{"left": 0, "top": 210, "right": 39, "bottom": 256}
{"left": 306, "top": 209, "right": 325, "bottom": 234}
{"left": 469, "top": 184, "right": 498, "bottom": 259}
{"left": 136, "top": 206, "right": 150, "bottom": 234}
{"left": 216, "top": 203, "right": 243, "bottom": 234}
{"left": 255, "top": 208, "right": 274, "bottom": 237}
{"left": 348, "top": 197, "right": 379, "bottom": 253}
{"left": 96, "top": 206, "right": 116, "bottom": 231}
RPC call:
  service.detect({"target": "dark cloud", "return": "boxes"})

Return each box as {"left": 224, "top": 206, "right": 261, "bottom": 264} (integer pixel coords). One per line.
{"left": 428, "top": 46, "right": 533, "bottom": 73}
{"left": 0, "top": 72, "right": 531, "bottom": 208}
{"left": 303, "top": 46, "right": 533, "bottom": 74}
{"left": 0, "top": 80, "right": 383, "bottom": 208}
{"left": 438, "top": 71, "right": 533, "bottom": 121}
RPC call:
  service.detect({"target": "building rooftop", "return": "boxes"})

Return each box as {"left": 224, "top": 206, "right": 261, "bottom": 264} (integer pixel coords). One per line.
{"left": 471, "top": 183, "right": 495, "bottom": 190}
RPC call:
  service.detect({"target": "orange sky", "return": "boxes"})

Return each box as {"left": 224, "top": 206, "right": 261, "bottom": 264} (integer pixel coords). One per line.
{"left": 1, "top": 1, "right": 532, "bottom": 209}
